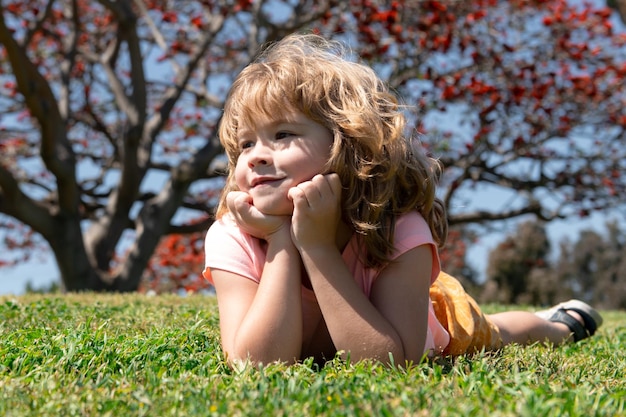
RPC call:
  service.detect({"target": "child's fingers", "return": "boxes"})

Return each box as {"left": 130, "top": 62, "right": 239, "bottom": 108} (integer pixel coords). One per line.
{"left": 226, "top": 191, "right": 252, "bottom": 213}
{"left": 308, "top": 174, "right": 341, "bottom": 207}
{"left": 227, "top": 191, "right": 264, "bottom": 226}
{"left": 287, "top": 186, "right": 305, "bottom": 205}
{"left": 288, "top": 180, "right": 317, "bottom": 209}
{"left": 303, "top": 175, "right": 327, "bottom": 204}
{"left": 289, "top": 174, "right": 341, "bottom": 249}
{"left": 289, "top": 174, "right": 341, "bottom": 210}
{"left": 309, "top": 173, "right": 341, "bottom": 199}
{"left": 325, "top": 173, "right": 342, "bottom": 199}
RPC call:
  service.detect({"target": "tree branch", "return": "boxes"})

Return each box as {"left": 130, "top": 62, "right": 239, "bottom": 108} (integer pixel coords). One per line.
{"left": 57, "top": 0, "right": 80, "bottom": 120}
{"left": 0, "top": 164, "right": 54, "bottom": 238}
{"left": 143, "top": 11, "right": 225, "bottom": 141}
{"left": 449, "top": 200, "right": 563, "bottom": 226}
{"left": 168, "top": 217, "right": 214, "bottom": 235}
{"left": 0, "top": 6, "right": 80, "bottom": 215}
{"left": 23, "top": 0, "right": 55, "bottom": 45}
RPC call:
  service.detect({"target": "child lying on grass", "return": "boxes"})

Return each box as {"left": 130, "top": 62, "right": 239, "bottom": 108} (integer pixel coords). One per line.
{"left": 203, "top": 33, "right": 602, "bottom": 367}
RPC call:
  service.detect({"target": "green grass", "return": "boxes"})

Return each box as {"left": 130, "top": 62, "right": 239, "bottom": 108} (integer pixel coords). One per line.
{"left": 1, "top": 294, "right": 624, "bottom": 416}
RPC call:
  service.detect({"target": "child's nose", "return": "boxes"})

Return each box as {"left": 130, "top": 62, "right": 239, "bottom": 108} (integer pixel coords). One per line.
{"left": 247, "top": 144, "right": 271, "bottom": 168}
{"left": 248, "top": 157, "right": 268, "bottom": 168}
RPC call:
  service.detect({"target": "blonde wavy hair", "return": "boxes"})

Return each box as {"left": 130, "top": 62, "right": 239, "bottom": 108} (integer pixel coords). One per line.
{"left": 216, "top": 33, "right": 447, "bottom": 268}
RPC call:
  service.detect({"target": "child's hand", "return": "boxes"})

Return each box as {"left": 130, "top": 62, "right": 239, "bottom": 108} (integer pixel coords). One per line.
{"left": 287, "top": 173, "right": 342, "bottom": 250}
{"left": 226, "top": 191, "right": 290, "bottom": 240}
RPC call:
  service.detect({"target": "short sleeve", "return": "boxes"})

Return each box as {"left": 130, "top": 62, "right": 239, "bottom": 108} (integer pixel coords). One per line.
{"left": 389, "top": 211, "right": 441, "bottom": 284}
{"left": 203, "top": 215, "right": 265, "bottom": 285}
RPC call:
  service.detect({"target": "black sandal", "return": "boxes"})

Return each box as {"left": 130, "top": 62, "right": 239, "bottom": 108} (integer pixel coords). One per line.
{"left": 535, "top": 300, "right": 603, "bottom": 342}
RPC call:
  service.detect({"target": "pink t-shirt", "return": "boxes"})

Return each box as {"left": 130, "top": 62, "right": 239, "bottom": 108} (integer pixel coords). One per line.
{"left": 203, "top": 210, "right": 450, "bottom": 356}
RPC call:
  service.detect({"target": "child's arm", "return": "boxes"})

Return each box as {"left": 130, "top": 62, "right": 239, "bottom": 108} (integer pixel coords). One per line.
{"left": 289, "top": 174, "right": 431, "bottom": 365}
{"left": 303, "top": 246, "right": 431, "bottom": 365}
{"left": 211, "top": 192, "right": 304, "bottom": 366}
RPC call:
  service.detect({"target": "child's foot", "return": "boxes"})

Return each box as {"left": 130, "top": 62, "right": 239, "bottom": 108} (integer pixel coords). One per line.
{"left": 535, "top": 300, "right": 603, "bottom": 342}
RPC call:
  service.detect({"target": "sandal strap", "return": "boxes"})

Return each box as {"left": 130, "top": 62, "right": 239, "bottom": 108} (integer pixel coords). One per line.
{"left": 563, "top": 307, "right": 598, "bottom": 336}
{"left": 548, "top": 310, "right": 589, "bottom": 342}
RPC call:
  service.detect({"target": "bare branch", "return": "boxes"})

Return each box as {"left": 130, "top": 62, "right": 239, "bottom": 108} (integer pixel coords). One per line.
{"left": 168, "top": 217, "right": 214, "bottom": 234}
{"left": 58, "top": 0, "right": 81, "bottom": 120}
{"left": 23, "top": 0, "right": 55, "bottom": 45}
{"left": 0, "top": 165, "right": 54, "bottom": 237}
{"left": 132, "top": 0, "right": 174, "bottom": 64}
{"left": 144, "top": 12, "right": 225, "bottom": 141}
{"left": 0, "top": 7, "right": 79, "bottom": 214}
{"left": 449, "top": 200, "right": 563, "bottom": 226}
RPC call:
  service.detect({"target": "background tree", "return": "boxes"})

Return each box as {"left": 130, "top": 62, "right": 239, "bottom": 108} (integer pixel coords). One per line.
{"left": 484, "top": 220, "right": 551, "bottom": 303}
{"left": 553, "top": 222, "right": 626, "bottom": 308}
{"left": 484, "top": 219, "right": 626, "bottom": 308}
{"left": 1, "top": 0, "right": 625, "bottom": 292}
{"left": 0, "top": 0, "right": 333, "bottom": 291}
{"left": 141, "top": 231, "right": 209, "bottom": 294}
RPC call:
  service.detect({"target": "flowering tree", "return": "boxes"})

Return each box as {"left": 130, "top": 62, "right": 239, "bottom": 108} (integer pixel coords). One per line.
{"left": 141, "top": 231, "right": 209, "bottom": 294}
{"left": 1, "top": 0, "right": 625, "bottom": 292}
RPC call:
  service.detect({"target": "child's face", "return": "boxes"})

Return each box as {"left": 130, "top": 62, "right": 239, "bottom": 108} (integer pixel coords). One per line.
{"left": 234, "top": 110, "right": 333, "bottom": 216}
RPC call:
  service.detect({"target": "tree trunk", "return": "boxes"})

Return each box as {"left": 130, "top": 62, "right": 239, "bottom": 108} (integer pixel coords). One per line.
{"left": 48, "top": 214, "right": 105, "bottom": 291}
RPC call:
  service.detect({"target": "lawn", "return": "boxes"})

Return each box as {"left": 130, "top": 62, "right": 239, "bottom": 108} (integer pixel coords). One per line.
{"left": 1, "top": 293, "right": 624, "bottom": 416}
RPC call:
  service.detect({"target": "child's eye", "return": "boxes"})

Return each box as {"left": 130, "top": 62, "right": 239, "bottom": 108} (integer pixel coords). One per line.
{"left": 239, "top": 141, "right": 254, "bottom": 150}
{"left": 275, "top": 131, "right": 293, "bottom": 140}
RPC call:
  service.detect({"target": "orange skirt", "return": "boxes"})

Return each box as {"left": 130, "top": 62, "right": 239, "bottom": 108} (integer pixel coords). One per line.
{"left": 429, "top": 272, "right": 503, "bottom": 356}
